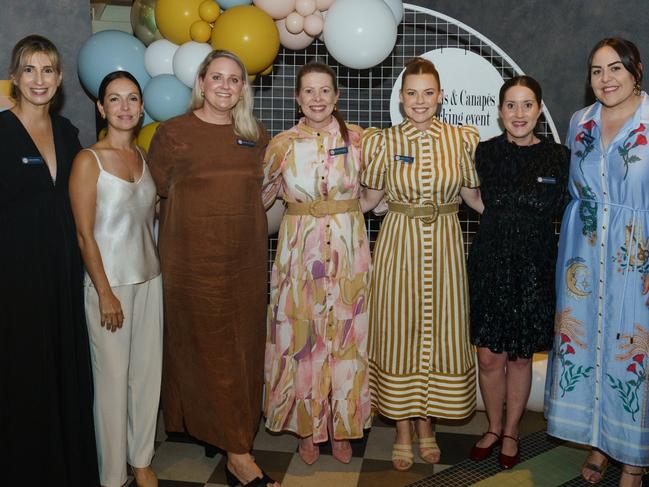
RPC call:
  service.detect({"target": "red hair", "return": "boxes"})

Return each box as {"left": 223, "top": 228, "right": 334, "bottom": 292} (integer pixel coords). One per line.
{"left": 401, "top": 57, "right": 441, "bottom": 90}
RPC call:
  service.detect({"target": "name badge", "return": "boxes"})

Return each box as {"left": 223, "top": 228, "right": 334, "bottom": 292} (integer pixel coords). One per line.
{"left": 537, "top": 176, "right": 556, "bottom": 184}
{"left": 329, "top": 146, "right": 348, "bottom": 156}
{"left": 22, "top": 156, "right": 45, "bottom": 165}
{"left": 395, "top": 154, "right": 414, "bottom": 163}
{"left": 237, "top": 138, "right": 255, "bottom": 147}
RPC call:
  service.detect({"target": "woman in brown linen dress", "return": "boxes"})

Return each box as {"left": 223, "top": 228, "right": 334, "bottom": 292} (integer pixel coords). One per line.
{"left": 147, "top": 50, "right": 278, "bottom": 487}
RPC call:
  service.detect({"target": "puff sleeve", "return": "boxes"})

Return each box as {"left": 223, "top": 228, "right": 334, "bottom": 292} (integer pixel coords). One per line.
{"left": 459, "top": 125, "right": 480, "bottom": 188}
{"left": 147, "top": 123, "right": 177, "bottom": 198}
{"left": 262, "top": 131, "right": 292, "bottom": 209}
{"left": 360, "top": 127, "right": 386, "bottom": 190}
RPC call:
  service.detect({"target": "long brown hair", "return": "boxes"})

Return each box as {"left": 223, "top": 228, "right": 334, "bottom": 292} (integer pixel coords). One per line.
{"left": 295, "top": 62, "right": 348, "bottom": 144}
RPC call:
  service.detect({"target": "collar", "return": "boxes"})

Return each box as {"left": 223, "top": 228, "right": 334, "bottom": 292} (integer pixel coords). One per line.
{"left": 400, "top": 117, "right": 443, "bottom": 141}
{"left": 578, "top": 91, "right": 649, "bottom": 128}
{"left": 297, "top": 116, "right": 340, "bottom": 136}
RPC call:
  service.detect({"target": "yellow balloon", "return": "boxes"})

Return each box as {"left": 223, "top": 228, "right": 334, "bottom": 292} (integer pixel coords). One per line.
{"left": 155, "top": 0, "right": 204, "bottom": 45}
{"left": 199, "top": 0, "right": 220, "bottom": 23}
{"left": 190, "top": 20, "right": 213, "bottom": 43}
{"left": 211, "top": 6, "right": 279, "bottom": 75}
{"left": 136, "top": 122, "right": 161, "bottom": 152}
{"left": 260, "top": 64, "right": 273, "bottom": 76}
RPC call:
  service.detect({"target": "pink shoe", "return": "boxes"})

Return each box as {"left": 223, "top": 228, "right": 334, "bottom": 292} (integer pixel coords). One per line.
{"left": 332, "top": 439, "right": 353, "bottom": 464}
{"left": 298, "top": 437, "right": 320, "bottom": 465}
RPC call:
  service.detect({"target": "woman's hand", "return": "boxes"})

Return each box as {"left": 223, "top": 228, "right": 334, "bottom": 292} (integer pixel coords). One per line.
{"left": 459, "top": 187, "right": 484, "bottom": 214}
{"left": 360, "top": 188, "right": 386, "bottom": 213}
{"left": 98, "top": 291, "right": 124, "bottom": 332}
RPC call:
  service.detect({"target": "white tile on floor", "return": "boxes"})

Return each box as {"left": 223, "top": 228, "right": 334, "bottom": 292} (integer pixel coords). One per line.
{"left": 281, "top": 454, "right": 362, "bottom": 487}
{"left": 436, "top": 411, "right": 488, "bottom": 435}
{"left": 152, "top": 441, "right": 222, "bottom": 482}
{"left": 253, "top": 422, "right": 299, "bottom": 453}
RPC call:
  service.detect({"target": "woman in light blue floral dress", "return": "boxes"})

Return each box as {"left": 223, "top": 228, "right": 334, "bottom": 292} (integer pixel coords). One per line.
{"left": 545, "top": 38, "right": 649, "bottom": 486}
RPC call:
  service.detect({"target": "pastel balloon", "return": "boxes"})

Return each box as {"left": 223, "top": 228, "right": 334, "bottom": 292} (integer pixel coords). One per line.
{"left": 130, "top": 0, "right": 163, "bottom": 46}
{"left": 199, "top": 0, "right": 221, "bottom": 22}
{"left": 218, "top": 0, "right": 252, "bottom": 7}
{"left": 136, "top": 121, "right": 161, "bottom": 152}
{"left": 143, "top": 74, "right": 191, "bottom": 121}
{"left": 78, "top": 30, "right": 151, "bottom": 98}
{"left": 303, "top": 12, "right": 323, "bottom": 37}
{"left": 382, "top": 0, "right": 404, "bottom": 24}
{"left": 144, "top": 39, "right": 179, "bottom": 77}
{"left": 142, "top": 109, "right": 155, "bottom": 126}
{"left": 190, "top": 20, "right": 213, "bottom": 43}
{"left": 172, "top": 41, "right": 213, "bottom": 87}
{"left": 253, "top": 0, "right": 296, "bottom": 19}
{"left": 211, "top": 5, "right": 279, "bottom": 75}
{"left": 276, "top": 18, "right": 314, "bottom": 50}
{"left": 316, "top": 0, "right": 335, "bottom": 9}
{"left": 155, "top": 0, "right": 204, "bottom": 45}
{"left": 295, "top": 0, "right": 316, "bottom": 16}
{"left": 285, "top": 12, "right": 305, "bottom": 34}
{"left": 323, "top": 0, "right": 397, "bottom": 70}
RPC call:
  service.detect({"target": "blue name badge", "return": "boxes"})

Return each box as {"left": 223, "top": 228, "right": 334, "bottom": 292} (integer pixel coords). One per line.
{"left": 395, "top": 154, "right": 414, "bottom": 163}
{"left": 22, "top": 156, "right": 45, "bottom": 165}
{"left": 537, "top": 176, "right": 557, "bottom": 184}
{"left": 329, "top": 146, "right": 348, "bottom": 156}
{"left": 237, "top": 138, "right": 255, "bottom": 147}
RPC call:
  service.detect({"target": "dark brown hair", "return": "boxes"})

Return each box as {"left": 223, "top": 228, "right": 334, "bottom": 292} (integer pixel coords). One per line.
{"left": 588, "top": 37, "right": 643, "bottom": 86}
{"left": 401, "top": 57, "right": 441, "bottom": 90}
{"left": 295, "top": 62, "right": 348, "bottom": 143}
{"left": 498, "top": 75, "right": 542, "bottom": 107}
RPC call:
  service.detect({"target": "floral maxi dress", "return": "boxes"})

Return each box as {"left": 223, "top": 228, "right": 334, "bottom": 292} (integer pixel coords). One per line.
{"left": 545, "top": 93, "right": 649, "bottom": 466}
{"left": 263, "top": 118, "right": 372, "bottom": 442}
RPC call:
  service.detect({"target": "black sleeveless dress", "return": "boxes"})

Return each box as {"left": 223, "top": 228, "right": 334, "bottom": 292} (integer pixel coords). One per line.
{"left": 467, "top": 133, "right": 569, "bottom": 359}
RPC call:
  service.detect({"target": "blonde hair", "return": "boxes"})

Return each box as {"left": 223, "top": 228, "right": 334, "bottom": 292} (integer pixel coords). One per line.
{"left": 191, "top": 50, "right": 260, "bottom": 142}
{"left": 9, "top": 34, "right": 61, "bottom": 100}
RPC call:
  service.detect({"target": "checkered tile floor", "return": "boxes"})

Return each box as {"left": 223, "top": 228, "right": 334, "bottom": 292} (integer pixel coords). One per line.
{"left": 122, "top": 411, "right": 559, "bottom": 487}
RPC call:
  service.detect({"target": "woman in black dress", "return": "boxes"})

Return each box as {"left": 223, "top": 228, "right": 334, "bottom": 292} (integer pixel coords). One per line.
{"left": 0, "top": 35, "right": 99, "bottom": 484}
{"left": 467, "top": 76, "right": 568, "bottom": 469}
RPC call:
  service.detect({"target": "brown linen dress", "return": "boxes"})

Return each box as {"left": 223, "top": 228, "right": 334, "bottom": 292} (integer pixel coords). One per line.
{"left": 148, "top": 112, "right": 269, "bottom": 453}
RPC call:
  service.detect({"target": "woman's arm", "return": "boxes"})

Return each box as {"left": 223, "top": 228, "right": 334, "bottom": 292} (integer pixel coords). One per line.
{"left": 69, "top": 150, "right": 124, "bottom": 332}
{"left": 360, "top": 187, "right": 386, "bottom": 213}
{"left": 460, "top": 186, "right": 484, "bottom": 215}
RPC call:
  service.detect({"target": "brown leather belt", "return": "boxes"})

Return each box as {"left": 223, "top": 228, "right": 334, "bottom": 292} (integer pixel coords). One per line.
{"left": 286, "top": 199, "right": 361, "bottom": 217}
{"left": 387, "top": 200, "right": 459, "bottom": 224}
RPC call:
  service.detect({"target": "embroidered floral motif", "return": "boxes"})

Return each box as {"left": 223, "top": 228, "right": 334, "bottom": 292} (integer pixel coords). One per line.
{"left": 606, "top": 324, "right": 649, "bottom": 422}
{"left": 618, "top": 124, "right": 647, "bottom": 179}
{"left": 575, "top": 119, "right": 596, "bottom": 175}
{"left": 612, "top": 222, "right": 649, "bottom": 275}
{"left": 555, "top": 308, "right": 593, "bottom": 397}
{"left": 576, "top": 182, "right": 597, "bottom": 246}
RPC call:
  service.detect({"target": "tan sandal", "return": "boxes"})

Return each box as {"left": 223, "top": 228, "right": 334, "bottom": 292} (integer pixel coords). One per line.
{"left": 620, "top": 466, "right": 647, "bottom": 487}
{"left": 392, "top": 443, "right": 414, "bottom": 471}
{"left": 581, "top": 449, "right": 608, "bottom": 484}
{"left": 418, "top": 436, "right": 441, "bottom": 464}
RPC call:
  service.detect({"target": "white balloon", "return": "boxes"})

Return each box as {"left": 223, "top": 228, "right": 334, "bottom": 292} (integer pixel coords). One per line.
{"left": 172, "top": 41, "right": 213, "bottom": 88}
{"left": 303, "top": 11, "right": 324, "bottom": 37}
{"left": 144, "top": 39, "right": 179, "bottom": 77}
{"left": 295, "top": 0, "right": 316, "bottom": 16}
{"left": 316, "top": 0, "right": 335, "bottom": 9}
{"left": 285, "top": 12, "right": 305, "bottom": 34}
{"left": 323, "top": 0, "right": 397, "bottom": 70}
{"left": 276, "top": 19, "right": 315, "bottom": 50}
{"left": 382, "top": 0, "right": 403, "bottom": 24}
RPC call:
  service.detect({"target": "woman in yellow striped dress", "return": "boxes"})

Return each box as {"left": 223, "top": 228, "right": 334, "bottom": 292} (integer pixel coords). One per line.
{"left": 361, "top": 58, "right": 483, "bottom": 471}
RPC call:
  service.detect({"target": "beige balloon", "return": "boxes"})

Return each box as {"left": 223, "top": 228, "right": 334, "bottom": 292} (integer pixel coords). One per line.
{"left": 303, "top": 11, "right": 323, "bottom": 37}
{"left": 130, "top": 0, "right": 164, "bottom": 46}
{"left": 316, "top": 0, "right": 335, "bottom": 9}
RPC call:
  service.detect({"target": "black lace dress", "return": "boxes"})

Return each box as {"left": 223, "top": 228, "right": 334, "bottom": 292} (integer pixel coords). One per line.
{"left": 467, "top": 133, "right": 569, "bottom": 359}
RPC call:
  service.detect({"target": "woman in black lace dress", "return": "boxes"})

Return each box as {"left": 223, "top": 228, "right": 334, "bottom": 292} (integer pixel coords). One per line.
{"left": 467, "top": 76, "right": 568, "bottom": 469}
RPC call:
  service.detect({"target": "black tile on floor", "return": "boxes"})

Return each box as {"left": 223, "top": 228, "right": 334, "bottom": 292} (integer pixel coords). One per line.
{"left": 436, "top": 432, "right": 481, "bottom": 465}
{"left": 358, "top": 458, "right": 433, "bottom": 487}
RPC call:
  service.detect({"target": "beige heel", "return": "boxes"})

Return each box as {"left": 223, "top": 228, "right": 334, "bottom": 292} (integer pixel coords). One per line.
{"left": 392, "top": 443, "right": 414, "bottom": 471}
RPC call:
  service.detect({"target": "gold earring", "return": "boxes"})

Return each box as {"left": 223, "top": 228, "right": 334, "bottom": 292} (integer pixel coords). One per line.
{"left": 297, "top": 105, "right": 303, "bottom": 115}
{"left": 634, "top": 82, "right": 642, "bottom": 96}
{"left": 200, "top": 90, "right": 205, "bottom": 98}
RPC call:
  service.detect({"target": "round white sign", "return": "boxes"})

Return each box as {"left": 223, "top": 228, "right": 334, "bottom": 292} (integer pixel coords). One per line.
{"left": 390, "top": 47, "right": 505, "bottom": 140}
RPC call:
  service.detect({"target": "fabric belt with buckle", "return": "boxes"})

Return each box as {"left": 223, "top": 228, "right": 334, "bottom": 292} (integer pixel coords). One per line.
{"left": 286, "top": 199, "right": 361, "bottom": 217}
{"left": 387, "top": 200, "right": 459, "bottom": 224}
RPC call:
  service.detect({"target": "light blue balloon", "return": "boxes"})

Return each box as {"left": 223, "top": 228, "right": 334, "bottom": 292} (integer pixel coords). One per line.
{"left": 218, "top": 0, "right": 252, "bottom": 9}
{"left": 143, "top": 74, "right": 191, "bottom": 122}
{"left": 78, "top": 30, "right": 151, "bottom": 98}
{"left": 142, "top": 109, "right": 154, "bottom": 126}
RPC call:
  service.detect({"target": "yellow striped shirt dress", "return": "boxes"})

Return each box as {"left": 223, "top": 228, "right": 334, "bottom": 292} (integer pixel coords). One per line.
{"left": 361, "top": 118, "right": 480, "bottom": 420}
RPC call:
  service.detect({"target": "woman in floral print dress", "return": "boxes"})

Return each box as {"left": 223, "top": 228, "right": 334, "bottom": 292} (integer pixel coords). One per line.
{"left": 262, "top": 62, "right": 371, "bottom": 465}
{"left": 545, "top": 38, "right": 649, "bottom": 486}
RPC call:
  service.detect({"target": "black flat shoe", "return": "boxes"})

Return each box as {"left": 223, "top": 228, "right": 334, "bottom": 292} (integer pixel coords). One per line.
{"left": 224, "top": 464, "right": 277, "bottom": 487}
